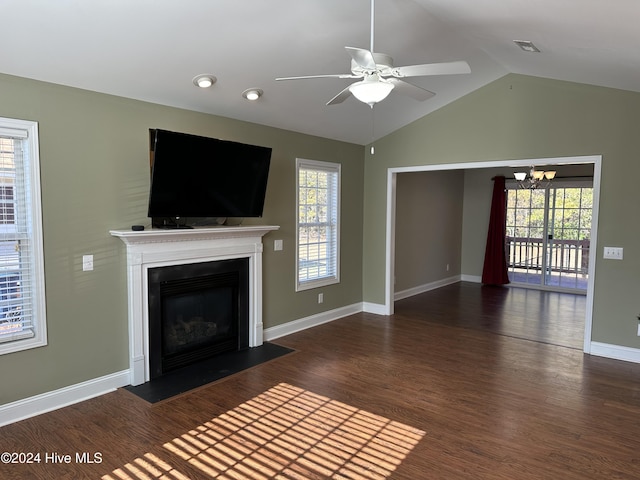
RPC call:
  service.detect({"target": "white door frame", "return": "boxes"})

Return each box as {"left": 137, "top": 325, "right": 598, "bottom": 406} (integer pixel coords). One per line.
{"left": 384, "top": 155, "right": 602, "bottom": 354}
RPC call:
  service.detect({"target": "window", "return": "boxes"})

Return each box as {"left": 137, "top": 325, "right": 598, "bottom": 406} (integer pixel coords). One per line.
{"left": 505, "top": 179, "right": 592, "bottom": 291}
{"left": 0, "top": 117, "right": 47, "bottom": 355}
{"left": 296, "top": 158, "right": 340, "bottom": 291}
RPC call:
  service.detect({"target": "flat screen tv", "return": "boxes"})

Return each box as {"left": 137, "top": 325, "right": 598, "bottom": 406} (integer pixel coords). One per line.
{"left": 148, "top": 129, "right": 271, "bottom": 228}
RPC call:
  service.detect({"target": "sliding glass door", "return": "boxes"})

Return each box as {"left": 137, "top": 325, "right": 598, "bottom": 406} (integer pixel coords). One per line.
{"left": 506, "top": 182, "right": 592, "bottom": 291}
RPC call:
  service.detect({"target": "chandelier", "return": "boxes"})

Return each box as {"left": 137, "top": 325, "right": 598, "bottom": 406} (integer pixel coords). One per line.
{"left": 514, "top": 166, "right": 556, "bottom": 189}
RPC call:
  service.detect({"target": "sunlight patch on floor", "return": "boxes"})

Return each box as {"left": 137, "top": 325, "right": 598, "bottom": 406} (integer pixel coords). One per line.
{"left": 102, "top": 383, "right": 425, "bottom": 479}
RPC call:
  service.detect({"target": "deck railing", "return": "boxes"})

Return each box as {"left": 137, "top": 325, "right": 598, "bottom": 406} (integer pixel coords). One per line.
{"left": 506, "top": 237, "right": 590, "bottom": 275}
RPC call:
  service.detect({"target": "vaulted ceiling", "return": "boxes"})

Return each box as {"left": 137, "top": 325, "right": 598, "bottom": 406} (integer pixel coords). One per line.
{"left": 2, "top": 0, "right": 639, "bottom": 145}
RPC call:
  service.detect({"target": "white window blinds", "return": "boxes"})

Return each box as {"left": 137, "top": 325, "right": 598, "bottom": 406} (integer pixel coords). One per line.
{"left": 0, "top": 118, "right": 46, "bottom": 354}
{"left": 296, "top": 159, "right": 340, "bottom": 291}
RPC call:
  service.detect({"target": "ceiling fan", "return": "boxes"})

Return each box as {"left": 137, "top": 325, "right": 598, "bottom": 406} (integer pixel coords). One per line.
{"left": 276, "top": 0, "right": 471, "bottom": 107}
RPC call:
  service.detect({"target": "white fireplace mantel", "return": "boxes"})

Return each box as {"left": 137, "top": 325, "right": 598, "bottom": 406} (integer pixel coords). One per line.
{"left": 110, "top": 225, "right": 279, "bottom": 385}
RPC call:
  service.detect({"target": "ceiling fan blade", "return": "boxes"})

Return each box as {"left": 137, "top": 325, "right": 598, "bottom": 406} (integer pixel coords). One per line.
{"left": 326, "top": 85, "right": 354, "bottom": 106}
{"left": 390, "top": 61, "right": 471, "bottom": 78}
{"left": 388, "top": 78, "right": 435, "bottom": 101}
{"left": 276, "top": 73, "right": 360, "bottom": 81}
{"left": 345, "top": 47, "right": 377, "bottom": 71}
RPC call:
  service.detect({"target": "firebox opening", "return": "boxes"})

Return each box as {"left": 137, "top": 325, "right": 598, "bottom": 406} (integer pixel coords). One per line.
{"left": 148, "top": 258, "right": 249, "bottom": 379}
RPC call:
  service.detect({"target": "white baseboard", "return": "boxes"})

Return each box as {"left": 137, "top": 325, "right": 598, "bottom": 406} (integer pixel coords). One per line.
{"left": 264, "top": 303, "right": 363, "bottom": 341}
{"left": 461, "top": 274, "right": 482, "bottom": 283}
{"left": 0, "top": 370, "right": 130, "bottom": 428}
{"left": 394, "top": 275, "right": 461, "bottom": 301}
{"left": 4, "top": 307, "right": 638, "bottom": 429}
{"left": 590, "top": 342, "right": 640, "bottom": 364}
{"left": 362, "top": 302, "right": 388, "bottom": 315}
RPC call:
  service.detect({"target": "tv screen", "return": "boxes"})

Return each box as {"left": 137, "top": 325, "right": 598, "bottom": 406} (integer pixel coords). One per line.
{"left": 147, "top": 129, "right": 271, "bottom": 225}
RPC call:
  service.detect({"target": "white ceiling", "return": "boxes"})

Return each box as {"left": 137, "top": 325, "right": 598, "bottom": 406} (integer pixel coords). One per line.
{"left": 2, "top": 0, "right": 639, "bottom": 145}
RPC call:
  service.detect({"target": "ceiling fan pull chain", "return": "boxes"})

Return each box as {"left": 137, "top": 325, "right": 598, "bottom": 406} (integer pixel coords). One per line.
{"left": 370, "top": 105, "right": 376, "bottom": 155}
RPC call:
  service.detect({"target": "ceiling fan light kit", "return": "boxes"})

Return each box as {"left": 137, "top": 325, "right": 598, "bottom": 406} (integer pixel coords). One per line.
{"left": 275, "top": 0, "right": 470, "bottom": 107}
{"left": 349, "top": 75, "right": 394, "bottom": 106}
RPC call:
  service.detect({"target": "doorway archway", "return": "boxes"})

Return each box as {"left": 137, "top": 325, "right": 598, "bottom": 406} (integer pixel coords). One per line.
{"left": 384, "top": 155, "right": 602, "bottom": 353}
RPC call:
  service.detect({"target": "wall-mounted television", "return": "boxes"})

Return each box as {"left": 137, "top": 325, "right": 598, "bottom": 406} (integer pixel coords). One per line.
{"left": 147, "top": 129, "right": 271, "bottom": 228}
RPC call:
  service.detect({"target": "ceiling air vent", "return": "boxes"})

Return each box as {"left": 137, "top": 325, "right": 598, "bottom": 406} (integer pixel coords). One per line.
{"left": 514, "top": 40, "right": 541, "bottom": 53}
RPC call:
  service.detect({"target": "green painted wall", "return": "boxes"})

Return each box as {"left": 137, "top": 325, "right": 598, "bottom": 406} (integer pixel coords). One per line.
{"left": 395, "top": 170, "right": 464, "bottom": 292}
{"left": 3, "top": 69, "right": 640, "bottom": 407}
{"left": 364, "top": 73, "right": 640, "bottom": 348}
{"left": 0, "top": 73, "right": 364, "bottom": 405}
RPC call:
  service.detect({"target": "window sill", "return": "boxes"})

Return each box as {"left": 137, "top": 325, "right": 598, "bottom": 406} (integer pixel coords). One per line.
{"left": 296, "top": 276, "right": 339, "bottom": 292}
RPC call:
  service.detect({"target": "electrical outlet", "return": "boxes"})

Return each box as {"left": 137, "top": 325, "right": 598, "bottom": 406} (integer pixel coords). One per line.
{"left": 446, "top": 263, "right": 450, "bottom": 271}
{"left": 637, "top": 323, "right": 640, "bottom": 336}
{"left": 318, "top": 293, "right": 324, "bottom": 304}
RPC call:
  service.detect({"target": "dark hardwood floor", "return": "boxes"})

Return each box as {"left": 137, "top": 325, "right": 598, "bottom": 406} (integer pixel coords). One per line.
{"left": 2, "top": 282, "right": 639, "bottom": 479}
{"left": 396, "top": 282, "right": 586, "bottom": 349}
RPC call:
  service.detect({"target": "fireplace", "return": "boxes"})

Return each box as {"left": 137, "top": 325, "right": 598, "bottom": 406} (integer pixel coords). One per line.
{"left": 148, "top": 258, "right": 249, "bottom": 378}
{"left": 110, "top": 225, "right": 279, "bottom": 386}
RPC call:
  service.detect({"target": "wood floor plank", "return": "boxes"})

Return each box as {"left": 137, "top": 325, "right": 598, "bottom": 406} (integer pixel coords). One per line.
{"left": 1, "top": 283, "right": 639, "bottom": 479}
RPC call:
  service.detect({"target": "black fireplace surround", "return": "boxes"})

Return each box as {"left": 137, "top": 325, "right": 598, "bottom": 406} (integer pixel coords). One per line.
{"left": 147, "top": 258, "right": 249, "bottom": 379}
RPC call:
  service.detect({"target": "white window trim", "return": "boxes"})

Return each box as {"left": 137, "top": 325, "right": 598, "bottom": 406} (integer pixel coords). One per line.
{"left": 295, "top": 158, "right": 341, "bottom": 292}
{"left": 0, "top": 117, "right": 47, "bottom": 355}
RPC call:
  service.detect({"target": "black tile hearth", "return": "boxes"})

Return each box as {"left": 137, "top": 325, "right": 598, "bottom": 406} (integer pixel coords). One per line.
{"left": 124, "top": 342, "right": 294, "bottom": 403}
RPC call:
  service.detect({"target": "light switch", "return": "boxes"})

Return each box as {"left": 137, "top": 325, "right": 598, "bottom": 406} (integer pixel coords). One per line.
{"left": 274, "top": 239, "right": 283, "bottom": 251}
{"left": 603, "top": 246, "right": 623, "bottom": 260}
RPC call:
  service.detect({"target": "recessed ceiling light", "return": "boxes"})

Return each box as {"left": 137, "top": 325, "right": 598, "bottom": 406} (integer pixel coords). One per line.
{"left": 192, "top": 74, "right": 217, "bottom": 88}
{"left": 514, "top": 40, "right": 541, "bottom": 53}
{"left": 242, "top": 88, "right": 263, "bottom": 101}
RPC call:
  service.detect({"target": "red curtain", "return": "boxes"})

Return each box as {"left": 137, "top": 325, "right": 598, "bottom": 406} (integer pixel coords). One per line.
{"left": 482, "top": 176, "right": 510, "bottom": 285}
